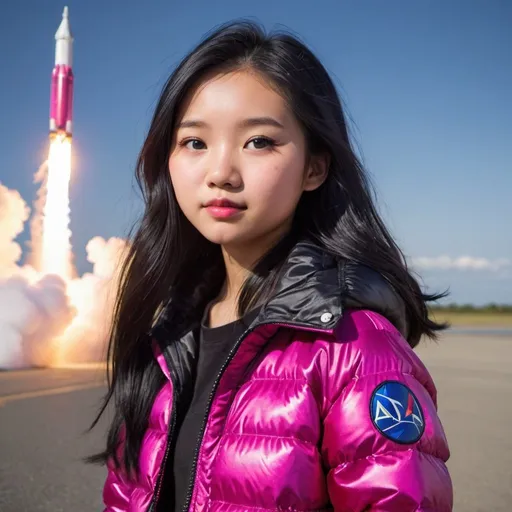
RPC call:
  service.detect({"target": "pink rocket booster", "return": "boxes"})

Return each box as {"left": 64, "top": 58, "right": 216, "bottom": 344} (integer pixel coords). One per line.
{"left": 49, "top": 6, "right": 73, "bottom": 139}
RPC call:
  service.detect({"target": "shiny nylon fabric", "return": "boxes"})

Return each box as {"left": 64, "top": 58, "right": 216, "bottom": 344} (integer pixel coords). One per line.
{"left": 103, "top": 381, "right": 173, "bottom": 512}
{"left": 103, "top": 311, "right": 452, "bottom": 511}
{"left": 102, "top": 244, "right": 452, "bottom": 511}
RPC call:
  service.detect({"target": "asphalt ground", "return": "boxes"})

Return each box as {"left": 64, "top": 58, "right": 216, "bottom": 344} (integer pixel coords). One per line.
{"left": 1, "top": 331, "right": 511, "bottom": 511}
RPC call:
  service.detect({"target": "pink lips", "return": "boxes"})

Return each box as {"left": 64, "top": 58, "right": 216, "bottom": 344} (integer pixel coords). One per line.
{"left": 204, "top": 198, "right": 246, "bottom": 219}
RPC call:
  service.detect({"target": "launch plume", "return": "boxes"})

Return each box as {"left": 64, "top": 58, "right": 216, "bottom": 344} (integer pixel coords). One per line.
{"left": 0, "top": 183, "right": 31, "bottom": 280}
{"left": 0, "top": 181, "right": 128, "bottom": 370}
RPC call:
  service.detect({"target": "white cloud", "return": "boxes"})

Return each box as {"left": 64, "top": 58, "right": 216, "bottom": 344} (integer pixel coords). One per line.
{"left": 412, "top": 255, "right": 511, "bottom": 272}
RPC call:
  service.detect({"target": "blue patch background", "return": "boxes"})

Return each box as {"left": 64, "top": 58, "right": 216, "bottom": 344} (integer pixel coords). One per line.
{"left": 370, "top": 381, "right": 425, "bottom": 444}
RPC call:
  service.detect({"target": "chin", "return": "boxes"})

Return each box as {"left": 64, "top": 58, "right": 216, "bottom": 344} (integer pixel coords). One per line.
{"left": 201, "top": 232, "right": 244, "bottom": 247}
{"left": 197, "top": 224, "right": 255, "bottom": 248}
{"left": 194, "top": 225, "right": 235, "bottom": 244}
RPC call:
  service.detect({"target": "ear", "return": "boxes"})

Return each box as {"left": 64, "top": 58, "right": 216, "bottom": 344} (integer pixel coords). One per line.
{"left": 303, "top": 153, "right": 330, "bottom": 192}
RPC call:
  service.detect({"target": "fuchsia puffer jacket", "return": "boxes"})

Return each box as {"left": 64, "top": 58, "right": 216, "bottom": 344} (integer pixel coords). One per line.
{"left": 103, "top": 243, "right": 453, "bottom": 511}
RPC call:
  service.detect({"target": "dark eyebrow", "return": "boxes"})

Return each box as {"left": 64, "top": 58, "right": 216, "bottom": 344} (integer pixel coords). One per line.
{"left": 177, "top": 119, "right": 208, "bottom": 129}
{"left": 177, "top": 116, "right": 285, "bottom": 130}
{"left": 239, "top": 117, "right": 285, "bottom": 129}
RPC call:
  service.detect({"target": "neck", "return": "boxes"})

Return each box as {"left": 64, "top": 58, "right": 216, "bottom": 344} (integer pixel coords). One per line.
{"left": 206, "top": 245, "right": 258, "bottom": 327}
{"left": 220, "top": 245, "right": 259, "bottom": 304}
{"left": 223, "top": 223, "right": 295, "bottom": 299}
{"left": 207, "top": 219, "right": 295, "bottom": 328}
{"left": 213, "top": 226, "right": 292, "bottom": 318}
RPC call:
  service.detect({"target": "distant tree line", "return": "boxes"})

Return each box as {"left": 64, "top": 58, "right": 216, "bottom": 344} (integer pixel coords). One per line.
{"left": 429, "top": 303, "right": 512, "bottom": 313}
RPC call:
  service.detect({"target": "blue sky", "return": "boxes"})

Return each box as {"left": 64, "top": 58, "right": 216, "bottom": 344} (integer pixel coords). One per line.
{"left": 0, "top": 0, "right": 510, "bottom": 304}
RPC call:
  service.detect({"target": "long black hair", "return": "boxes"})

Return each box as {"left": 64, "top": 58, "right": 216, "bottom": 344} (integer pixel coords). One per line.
{"left": 88, "top": 20, "right": 447, "bottom": 475}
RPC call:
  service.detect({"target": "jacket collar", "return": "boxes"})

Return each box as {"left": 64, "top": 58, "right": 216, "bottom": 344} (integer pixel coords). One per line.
{"left": 256, "top": 242, "right": 342, "bottom": 330}
{"left": 256, "top": 242, "right": 408, "bottom": 337}
{"left": 150, "top": 241, "right": 408, "bottom": 344}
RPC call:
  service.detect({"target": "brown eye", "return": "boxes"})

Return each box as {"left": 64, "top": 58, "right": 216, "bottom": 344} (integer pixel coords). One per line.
{"left": 246, "top": 137, "right": 275, "bottom": 150}
{"left": 183, "top": 139, "right": 206, "bottom": 150}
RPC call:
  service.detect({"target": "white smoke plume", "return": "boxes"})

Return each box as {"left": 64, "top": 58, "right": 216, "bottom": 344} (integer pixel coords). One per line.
{"left": 60, "top": 236, "right": 128, "bottom": 365}
{"left": 0, "top": 274, "right": 75, "bottom": 369}
{"left": 0, "top": 181, "right": 129, "bottom": 370}
{"left": 0, "top": 183, "right": 31, "bottom": 279}
{"left": 26, "top": 161, "right": 48, "bottom": 271}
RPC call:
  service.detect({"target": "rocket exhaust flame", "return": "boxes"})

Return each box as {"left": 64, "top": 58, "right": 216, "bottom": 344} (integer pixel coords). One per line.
{"left": 41, "top": 134, "right": 73, "bottom": 280}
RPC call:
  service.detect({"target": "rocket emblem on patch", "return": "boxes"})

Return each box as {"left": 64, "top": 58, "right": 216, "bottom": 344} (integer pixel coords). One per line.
{"left": 370, "top": 381, "right": 425, "bottom": 444}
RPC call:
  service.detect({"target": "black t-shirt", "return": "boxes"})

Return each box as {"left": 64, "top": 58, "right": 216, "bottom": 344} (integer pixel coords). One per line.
{"left": 172, "top": 305, "right": 260, "bottom": 511}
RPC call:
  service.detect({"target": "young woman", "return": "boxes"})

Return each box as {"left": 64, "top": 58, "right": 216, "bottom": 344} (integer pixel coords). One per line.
{"left": 91, "top": 21, "right": 453, "bottom": 512}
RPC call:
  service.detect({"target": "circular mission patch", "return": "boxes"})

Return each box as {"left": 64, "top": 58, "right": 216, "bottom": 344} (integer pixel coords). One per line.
{"left": 370, "top": 381, "right": 425, "bottom": 444}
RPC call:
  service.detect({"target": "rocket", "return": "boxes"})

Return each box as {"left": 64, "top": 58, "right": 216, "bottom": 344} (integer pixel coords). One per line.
{"left": 49, "top": 6, "right": 73, "bottom": 139}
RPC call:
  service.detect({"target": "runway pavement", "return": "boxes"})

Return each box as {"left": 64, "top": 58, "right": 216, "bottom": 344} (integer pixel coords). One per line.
{"left": 0, "top": 331, "right": 511, "bottom": 511}
{"left": 416, "top": 331, "right": 512, "bottom": 511}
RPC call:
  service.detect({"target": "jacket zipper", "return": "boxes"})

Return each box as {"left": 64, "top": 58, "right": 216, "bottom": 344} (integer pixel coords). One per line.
{"left": 181, "top": 320, "right": 331, "bottom": 512}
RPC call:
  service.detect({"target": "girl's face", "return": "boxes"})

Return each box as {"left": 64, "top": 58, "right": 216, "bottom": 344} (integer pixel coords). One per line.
{"left": 168, "top": 70, "right": 327, "bottom": 254}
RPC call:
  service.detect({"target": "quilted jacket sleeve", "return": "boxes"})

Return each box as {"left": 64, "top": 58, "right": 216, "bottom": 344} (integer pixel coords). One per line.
{"left": 102, "top": 455, "right": 132, "bottom": 512}
{"left": 321, "top": 313, "right": 453, "bottom": 511}
{"left": 102, "top": 426, "right": 132, "bottom": 512}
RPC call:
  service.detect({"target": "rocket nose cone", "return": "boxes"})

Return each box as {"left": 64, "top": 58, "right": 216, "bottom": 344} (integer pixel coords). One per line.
{"left": 55, "top": 6, "right": 72, "bottom": 40}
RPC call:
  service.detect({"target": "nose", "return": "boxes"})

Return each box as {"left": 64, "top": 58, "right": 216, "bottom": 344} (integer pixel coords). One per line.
{"left": 205, "top": 147, "right": 242, "bottom": 190}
